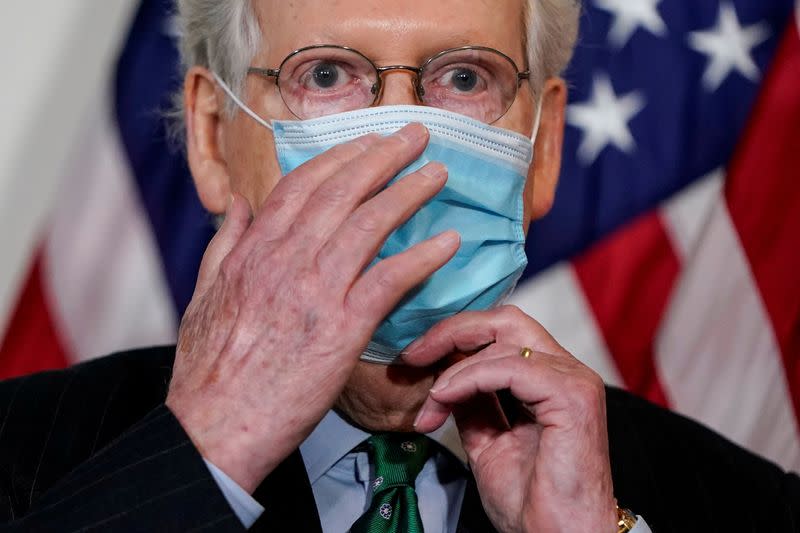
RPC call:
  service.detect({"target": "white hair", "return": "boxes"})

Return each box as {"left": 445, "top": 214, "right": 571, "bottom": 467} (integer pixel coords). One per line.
{"left": 526, "top": 0, "right": 582, "bottom": 91}
{"left": 175, "top": 0, "right": 261, "bottom": 116}
{"left": 174, "top": 0, "right": 581, "bottom": 117}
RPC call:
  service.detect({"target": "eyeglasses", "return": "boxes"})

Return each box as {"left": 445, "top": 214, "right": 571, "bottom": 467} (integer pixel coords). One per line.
{"left": 248, "top": 45, "right": 530, "bottom": 124}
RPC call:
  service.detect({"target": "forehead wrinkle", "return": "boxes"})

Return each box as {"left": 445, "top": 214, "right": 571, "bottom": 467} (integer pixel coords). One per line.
{"left": 312, "top": 25, "right": 480, "bottom": 63}
{"left": 258, "top": 0, "right": 527, "bottom": 65}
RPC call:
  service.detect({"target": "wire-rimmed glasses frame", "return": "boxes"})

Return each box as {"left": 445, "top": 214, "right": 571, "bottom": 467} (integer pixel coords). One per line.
{"left": 247, "top": 44, "right": 531, "bottom": 124}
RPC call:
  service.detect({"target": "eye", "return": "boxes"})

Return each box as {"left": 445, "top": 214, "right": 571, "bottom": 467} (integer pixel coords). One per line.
{"left": 450, "top": 68, "right": 479, "bottom": 92}
{"left": 311, "top": 62, "right": 340, "bottom": 88}
{"left": 429, "top": 64, "right": 490, "bottom": 95}
{"left": 296, "top": 60, "right": 354, "bottom": 91}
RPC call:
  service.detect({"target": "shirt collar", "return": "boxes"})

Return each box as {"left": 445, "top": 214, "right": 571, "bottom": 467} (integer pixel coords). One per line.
{"left": 300, "top": 409, "right": 469, "bottom": 485}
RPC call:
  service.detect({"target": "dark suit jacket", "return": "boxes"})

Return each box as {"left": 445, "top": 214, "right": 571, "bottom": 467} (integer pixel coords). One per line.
{"left": 0, "top": 346, "right": 796, "bottom": 532}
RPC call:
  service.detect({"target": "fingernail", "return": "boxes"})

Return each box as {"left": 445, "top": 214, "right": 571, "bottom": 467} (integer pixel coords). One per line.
{"left": 397, "top": 123, "right": 427, "bottom": 143}
{"left": 413, "top": 405, "right": 428, "bottom": 428}
{"left": 429, "top": 378, "right": 449, "bottom": 394}
{"left": 419, "top": 162, "right": 447, "bottom": 181}
{"left": 435, "top": 230, "right": 460, "bottom": 249}
{"left": 403, "top": 337, "right": 425, "bottom": 357}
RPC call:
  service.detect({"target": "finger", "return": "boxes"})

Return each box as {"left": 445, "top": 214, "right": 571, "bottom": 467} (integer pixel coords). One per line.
{"left": 287, "top": 123, "right": 430, "bottom": 250}
{"left": 316, "top": 162, "right": 448, "bottom": 288}
{"left": 345, "top": 230, "right": 460, "bottom": 329}
{"left": 193, "top": 193, "right": 252, "bottom": 298}
{"left": 414, "top": 384, "right": 508, "bottom": 437}
{"left": 250, "top": 132, "right": 382, "bottom": 240}
{"left": 402, "top": 306, "right": 567, "bottom": 367}
{"left": 429, "top": 356, "right": 568, "bottom": 408}
{"left": 432, "top": 352, "right": 605, "bottom": 429}
{"left": 412, "top": 343, "right": 538, "bottom": 433}
{"left": 428, "top": 343, "right": 523, "bottom": 391}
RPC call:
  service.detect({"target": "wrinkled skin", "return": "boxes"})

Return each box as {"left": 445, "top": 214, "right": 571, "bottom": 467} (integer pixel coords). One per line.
{"left": 407, "top": 307, "right": 615, "bottom": 532}
{"left": 166, "top": 0, "right": 618, "bottom": 531}
{"left": 169, "top": 125, "right": 459, "bottom": 490}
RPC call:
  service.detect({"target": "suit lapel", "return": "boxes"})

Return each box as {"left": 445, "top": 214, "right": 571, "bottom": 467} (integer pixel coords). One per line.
{"left": 249, "top": 450, "right": 322, "bottom": 533}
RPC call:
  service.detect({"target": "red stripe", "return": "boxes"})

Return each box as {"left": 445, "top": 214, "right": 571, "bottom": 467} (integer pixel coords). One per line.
{"left": 573, "top": 213, "right": 677, "bottom": 407}
{"left": 0, "top": 252, "right": 70, "bottom": 379}
{"left": 725, "top": 21, "right": 800, "bottom": 424}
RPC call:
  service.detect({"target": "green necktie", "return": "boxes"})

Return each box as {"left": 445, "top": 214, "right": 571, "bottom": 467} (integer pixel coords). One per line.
{"left": 349, "top": 434, "right": 431, "bottom": 533}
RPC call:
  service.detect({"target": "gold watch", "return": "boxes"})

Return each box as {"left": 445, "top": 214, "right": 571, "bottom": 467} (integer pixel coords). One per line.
{"left": 617, "top": 505, "right": 638, "bottom": 533}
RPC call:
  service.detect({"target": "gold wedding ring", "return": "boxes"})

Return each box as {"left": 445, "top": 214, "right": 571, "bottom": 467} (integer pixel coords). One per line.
{"left": 519, "top": 347, "right": 533, "bottom": 359}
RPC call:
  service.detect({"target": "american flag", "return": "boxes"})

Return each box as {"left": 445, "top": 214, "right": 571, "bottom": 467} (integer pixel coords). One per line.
{"left": 1, "top": 0, "right": 798, "bottom": 473}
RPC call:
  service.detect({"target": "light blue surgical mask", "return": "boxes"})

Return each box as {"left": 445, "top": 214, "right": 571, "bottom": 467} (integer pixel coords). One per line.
{"left": 215, "top": 74, "right": 541, "bottom": 364}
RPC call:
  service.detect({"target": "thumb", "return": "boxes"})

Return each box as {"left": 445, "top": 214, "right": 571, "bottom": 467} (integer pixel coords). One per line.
{"left": 194, "top": 193, "right": 251, "bottom": 298}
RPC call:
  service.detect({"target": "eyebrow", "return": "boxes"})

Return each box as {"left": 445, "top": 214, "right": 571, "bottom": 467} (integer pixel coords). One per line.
{"left": 298, "top": 31, "right": 507, "bottom": 63}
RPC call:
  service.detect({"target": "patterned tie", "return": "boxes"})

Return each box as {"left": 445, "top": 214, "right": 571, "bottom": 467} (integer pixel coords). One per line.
{"left": 349, "top": 433, "right": 430, "bottom": 533}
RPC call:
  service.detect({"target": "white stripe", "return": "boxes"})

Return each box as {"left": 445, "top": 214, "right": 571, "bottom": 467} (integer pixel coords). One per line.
{"left": 661, "top": 169, "right": 724, "bottom": 262}
{"left": 509, "top": 264, "right": 624, "bottom": 387}
{"left": 657, "top": 182, "right": 800, "bottom": 473}
{"left": 43, "top": 103, "right": 177, "bottom": 362}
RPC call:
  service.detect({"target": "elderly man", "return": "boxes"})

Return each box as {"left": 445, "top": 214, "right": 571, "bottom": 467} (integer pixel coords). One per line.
{"left": 0, "top": 0, "right": 798, "bottom": 532}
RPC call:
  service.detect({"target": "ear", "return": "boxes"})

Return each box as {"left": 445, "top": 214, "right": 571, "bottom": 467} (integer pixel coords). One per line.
{"left": 184, "top": 66, "right": 232, "bottom": 215}
{"left": 523, "top": 77, "right": 567, "bottom": 225}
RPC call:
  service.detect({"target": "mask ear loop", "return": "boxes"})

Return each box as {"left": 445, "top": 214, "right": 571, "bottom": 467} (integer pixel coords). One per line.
{"left": 212, "top": 72, "right": 274, "bottom": 131}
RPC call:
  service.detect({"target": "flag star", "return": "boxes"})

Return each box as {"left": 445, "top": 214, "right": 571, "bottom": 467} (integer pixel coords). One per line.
{"left": 688, "top": 2, "right": 770, "bottom": 92}
{"left": 594, "top": 0, "right": 667, "bottom": 48}
{"left": 567, "top": 75, "right": 646, "bottom": 166}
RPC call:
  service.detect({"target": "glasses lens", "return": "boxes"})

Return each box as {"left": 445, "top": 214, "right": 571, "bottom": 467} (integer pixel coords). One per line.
{"left": 420, "top": 48, "right": 520, "bottom": 123}
{"left": 277, "top": 47, "right": 378, "bottom": 119}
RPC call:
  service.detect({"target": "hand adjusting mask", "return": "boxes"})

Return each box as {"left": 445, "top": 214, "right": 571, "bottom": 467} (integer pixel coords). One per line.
{"left": 215, "top": 74, "right": 542, "bottom": 364}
